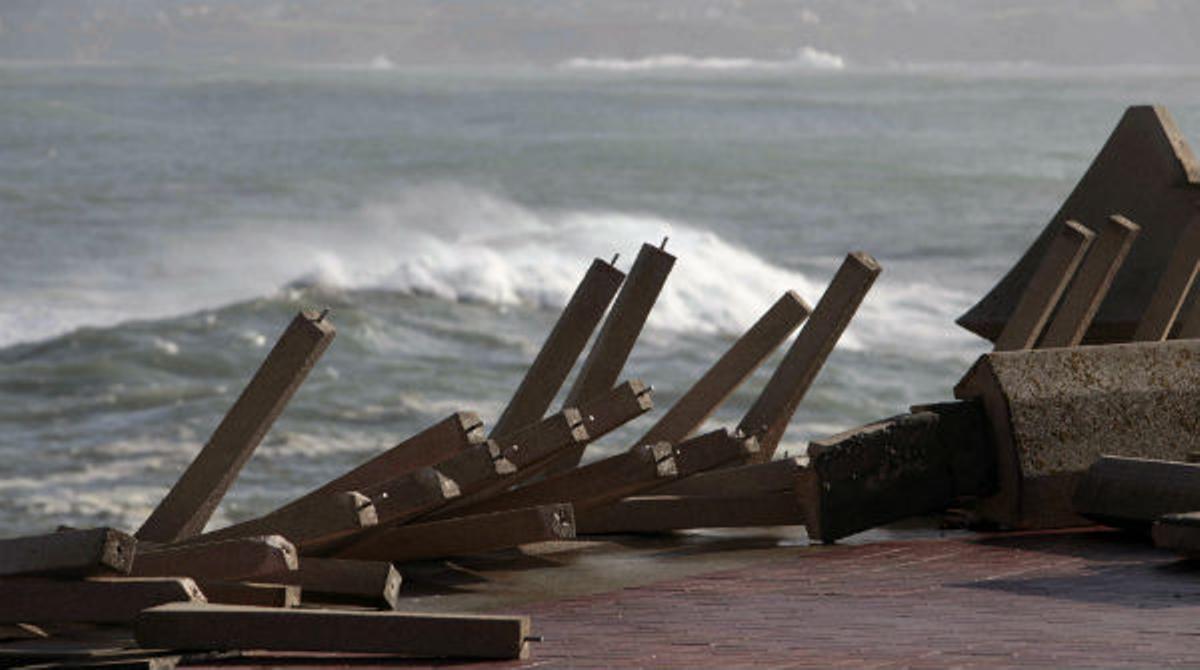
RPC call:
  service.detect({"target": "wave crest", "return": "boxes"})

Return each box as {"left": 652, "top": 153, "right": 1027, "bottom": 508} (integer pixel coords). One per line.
{"left": 560, "top": 47, "right": 846, "bottom": 73}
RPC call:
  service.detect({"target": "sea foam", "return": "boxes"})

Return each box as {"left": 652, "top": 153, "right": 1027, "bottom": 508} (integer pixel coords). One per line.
{"left": 1, "top": 182, "right": 977, "bottom": 363}
{"left": 560, "top": 47, "right": 846, "bottom": 73}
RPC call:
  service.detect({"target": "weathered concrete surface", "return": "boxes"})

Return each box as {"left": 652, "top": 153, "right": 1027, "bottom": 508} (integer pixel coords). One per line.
{"left": 1074, "top": 456, "right": 1200, "bottom": 531}
{"left": 956, "top": 340, "right": 1200, "bottom": 528}
{"left": 802, "top": 402, "right": 994, "bottom": 543}
{"left": 1153, "top": 512, "right": 1200, "bottom": 559}
{"left": 959, "top": 105, "right": 1200, "bottom": 343}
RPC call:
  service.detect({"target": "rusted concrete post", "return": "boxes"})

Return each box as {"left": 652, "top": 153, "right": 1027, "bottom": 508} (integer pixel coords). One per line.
{"left": 0, "top": 528, "right": 136, "bottom": 578}
{"left": 0, "top": 578, "right": 204, "bottom": 624}
{"left": 435, "top": 383, "right": 650, "bottom": 520}
{"left": 1039, "top": 215, "right": 1140, "bottom": 348}
{"left": 737, "top": 252, "right": 880, "bottom": 459}
{"left": 135, "top": 603, "right": 532, "bottom": 660}
{"left": 197, "top": 582, "right": 299, "bottom": 608}
{"left": 334, "top": 504, "right": 575, "bottom": 563}
{"left": 549, "top": 243, "right": 674, "bottom": 472}
{"left": 490, "top": 258, "right": 624, "bottom": 438}
{"left": 183, "top": 491, "right": 377, "bottom": 554}
{"left": 654, "top": 456, "right": 808, "bottom": 497}
{"left": 138, "top": 311, "right": 335, "bottom": 542}
{"left": 576, "top": 493, "right": 807, "bottom": 534}
{"left": 256, "top": 558, "right": 403, "bottom": 610}
{"left": 994, "top": 221, "right": 1094, "bottom": 351}
{"left": 449, "top": 442, "right": 675, "bottom": 515}
{"left": 1138, "top": 218, "right": 1200, "bottom": 340}
{"left": 566, "top": 242, "right": 675, "bottom": 407}
{"left": 133, "top": 535, "right": 297, "bottom": 583}
{"left": 955, "top": 340, "right": 1200, "bottom": 529}
{"left": 277, "top": 412, "right": 482, "bottom": 515}
{"left": 638, "top": 291, "right": 811, "bottom": 446}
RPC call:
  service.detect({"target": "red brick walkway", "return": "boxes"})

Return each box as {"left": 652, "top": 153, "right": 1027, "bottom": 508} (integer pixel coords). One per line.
{"left": 191, "top": 529, "right": 1200, "bottom": 669}
{"left": 512, "top": 530, "right": 1200, "bottom": 668}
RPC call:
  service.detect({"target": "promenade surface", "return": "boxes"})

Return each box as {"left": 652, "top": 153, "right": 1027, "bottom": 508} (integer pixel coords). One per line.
{"left": 186, "top": 527, "right": 1200, "bottom": 669}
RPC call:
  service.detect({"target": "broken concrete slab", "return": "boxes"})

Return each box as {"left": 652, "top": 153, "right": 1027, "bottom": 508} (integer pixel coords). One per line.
{"left": 1152, "top": 512, "right": 1200, "bottom": 559}
{"left": 956, "top": 340, "right": 1200, "bottom": 528}
{"left": 959, "top": 105, "right": 1200, "bottom": 343}
{"left": 1073, "top": 456, "right": 1200, "bottom": 531}
{"left": 802, "top": 403, "right": 995, "bottom": 544}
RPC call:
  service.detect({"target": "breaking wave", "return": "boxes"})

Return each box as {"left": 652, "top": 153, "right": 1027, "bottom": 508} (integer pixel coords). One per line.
{"left": 559, "top": 47, "right": 846, "bottom": 73}
{"left": 1, "top": 182, "right": 974, "bottom": 359}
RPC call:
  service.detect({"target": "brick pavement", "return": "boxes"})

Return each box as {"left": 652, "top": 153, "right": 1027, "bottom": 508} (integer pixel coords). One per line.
{"left": 187, "top": 529, "right": 1200, "bottom": 669}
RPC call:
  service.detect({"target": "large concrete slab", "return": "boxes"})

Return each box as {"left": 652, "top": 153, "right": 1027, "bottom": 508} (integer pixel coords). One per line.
{"left": 959, "top": 105, "right": 1200, "bottom": 343}
{"left": 956, "top": 339, "right": 1200, "bottom": 528}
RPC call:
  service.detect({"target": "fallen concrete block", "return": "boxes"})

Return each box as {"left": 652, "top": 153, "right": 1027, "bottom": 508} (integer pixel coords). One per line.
{"left": 0, "top": 578, "right": 204, "bottom": 624}
{"left": 960, "top": 105, "right": 1200, "bottom": 343}
{"left": 135, "top": 603, "right": 532, "bottom": 660}
{"left": 1152, "top": 512, "right": 1200, "bottom": 559}
{"left": 737, "top": 252, "right": 880, "bottom": 459}
{"left": 956, "top": 340, "right": 1200, "bottom": 529}
{"left": 639, "top": 291, "right": 810, "bottom": 447}
{"left": 801, "top": 405, "right": 995, "bottom": 544}
{"left": 491, "top": 257, "right": 624, "bottom": 438}
{"left": 1039, "top": 215, "right": 1140, "bottom": 348}
{"left": 137, "top": 310, "right": 335, "bottom": 543}
{"left": 0, "top": 528, "right": 135, "bottom": 578}
{"left": 133, "top": 536, "right": 297, "bottom": 582}
{"left": 1074, "top": 456, "right": 1200, "bottom": 531}
{"left": 334, "top": 504, "right": 575, "bottom": 563}
{"left": 576, "top": 494, "right": 806, "bottom": 534}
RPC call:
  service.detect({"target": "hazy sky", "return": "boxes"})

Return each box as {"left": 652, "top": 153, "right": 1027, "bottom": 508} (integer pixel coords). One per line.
{"left": 1, "top": 1, "right": 1197, "bottom": 68}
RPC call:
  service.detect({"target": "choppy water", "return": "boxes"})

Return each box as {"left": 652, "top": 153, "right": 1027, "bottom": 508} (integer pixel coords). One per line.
{"left": 2, "top": 62, "right": 1198, "bottom": 536}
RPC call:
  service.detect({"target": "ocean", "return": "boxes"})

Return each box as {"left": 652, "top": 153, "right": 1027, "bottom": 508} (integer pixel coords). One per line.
{"left": 2, "top": 59, "right": 1198, "bottom": 536}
